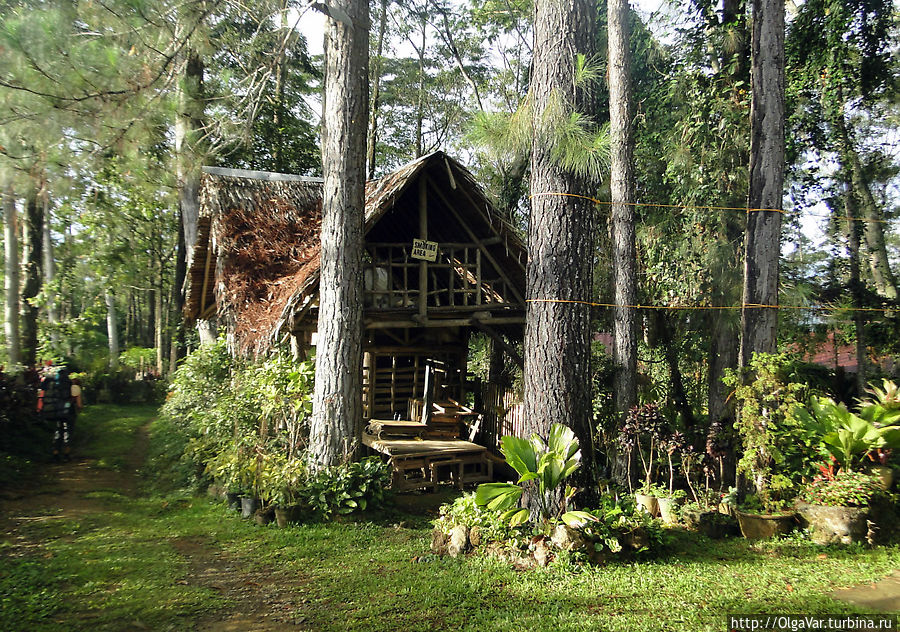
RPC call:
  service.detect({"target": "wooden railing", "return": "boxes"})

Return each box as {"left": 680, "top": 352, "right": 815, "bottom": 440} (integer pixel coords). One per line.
{"left": 363, "top": 243, "right": 517, "bottom": 310}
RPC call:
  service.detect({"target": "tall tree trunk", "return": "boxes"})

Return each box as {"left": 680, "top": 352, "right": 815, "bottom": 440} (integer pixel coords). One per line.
{"left": 654, "top": 312, "right": 696, "bottom": 427}
{"left": 847, "top": 150, "right": 899, "bottom": 300}
{"left": 41, "top": 195, "right": 59, "bottom": 344}
{"left": 739, "top": 0, "right": 784, "bottom": 367}
{"left": 170, "top": 209, "right": 187, "bottom": 372}
{"left": 842, "top": 182, "right": 867, "bottom": 396}
{"left": 309, "top": 0, "right": 369, "bottom": 468}
{"left": 21, "top": 187, "right": 43, "bottom": 366}
{"left": 106, "top": 288, "right": 119, "bottom": 369}
{"left": 524, "top": 0, "right": 597, "bottom": 512}
{"left": 367, "top": 0, "right": 388, "bottom": 179}
{"left": 155, "top": 267, "right": 165, "bottom": 374}
{"left": 608, "top": 0, "right": 638, "bottom": 423}
{"left": 708, "top": 312, "right": 739, "bottom": 423}
{"left": 147, "top": 288, "right": 156, "bottom": 349}
{"left": 175, "top": 12, "right": 208, "bottom": 341}
{"left": 415, "top": 16, "right": 426, "bottom": 158}
{"left": 3, "top": 185, "right": 20, "bottom": 366}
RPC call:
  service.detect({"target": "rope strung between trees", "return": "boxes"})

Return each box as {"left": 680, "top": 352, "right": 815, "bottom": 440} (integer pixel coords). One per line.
{"left": 529, "top": 191, "right": 896, "bottom": 223}
{"left": 526, "top": 298, "right": 896, "bottom": 313}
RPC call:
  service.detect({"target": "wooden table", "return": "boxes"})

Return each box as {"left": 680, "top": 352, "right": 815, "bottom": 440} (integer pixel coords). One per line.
{"left": 362, "top": 434, "right": 494, "bottom": 491}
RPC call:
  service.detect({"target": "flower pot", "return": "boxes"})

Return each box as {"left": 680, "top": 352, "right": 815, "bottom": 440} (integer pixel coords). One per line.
{"left": 683, "top": 509, "right": 740, "bottom": 539}
{"left": 736, "top": 510, "right": 797, "bottom": 539}
{"left": 240, "top": 496, "right": 259, "bottom": 519}
{"left": 274, "top": 506, "right": 291, "bottom": 528}
{"left": 868, "top": 465, "right": 894, "bottom": 492}
{"left": 656, "top": 497, "right": 681, "bottom": 525}
{"left": 226, "top": 492, "right": 241, "bottom": 512}
{"left": 796, "top": 501, "right": 869, "bottom": 545}
{"left": 635, "top": 493, "right": 659, "bottom": 517}
{"left": 254, "top": 506, "right": 274, "bottom": 526}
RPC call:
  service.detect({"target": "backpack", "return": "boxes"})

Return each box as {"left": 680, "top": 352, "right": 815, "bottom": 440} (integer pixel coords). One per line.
{"left": 41, "top": 370, "right": 72, "bottom": 418}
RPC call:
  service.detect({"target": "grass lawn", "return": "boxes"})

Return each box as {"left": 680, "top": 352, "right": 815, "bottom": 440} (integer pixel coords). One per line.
{"left": 1, "top": 404, "right": 897, "bottom": 631}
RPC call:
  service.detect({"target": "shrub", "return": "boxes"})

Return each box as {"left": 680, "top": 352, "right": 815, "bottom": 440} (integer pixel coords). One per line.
{"left": 434, "top": 492, "right": 519, "bottom": 543}
{"left": 800, "top": 470, "right": 885, "bottom": 507}
{"left": 0, "top": 367, "right": 49, "bottom": 466}
{"left": 300, "top": 457, "right": 391, "bottom": 518}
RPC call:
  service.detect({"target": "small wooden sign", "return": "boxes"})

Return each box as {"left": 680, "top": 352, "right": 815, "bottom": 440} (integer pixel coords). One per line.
{"left": 411, "top": 239, "right": 438, "bottom": 261}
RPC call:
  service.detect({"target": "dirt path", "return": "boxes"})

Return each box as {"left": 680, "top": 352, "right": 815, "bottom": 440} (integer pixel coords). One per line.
{"left": 0, "top": 421, "right": 308, "bottom": 631}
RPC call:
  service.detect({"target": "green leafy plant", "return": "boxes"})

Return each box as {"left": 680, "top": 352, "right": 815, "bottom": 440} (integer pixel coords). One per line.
{"left": 723, "top": 352, "right": 818, "bottom": 512}
{"left": 792, "top": 395, "right": 900, "bottom": 471}
{"left": 434, "top": 492, "right": 518, "bottom": 544}
{"left": 800, "top": 469, "right": 885, "bottom": 507}
{"left": 475, "top": 424, "right": 597, "bottom": 528}
{"left": 580, "top": 495, "right": 667, "bottom": 556}
{"left": 299, "top": 457, "right": 391, "bottom": 519}
{"left": 258, "top": 455, "right": 307, "bottom": 507}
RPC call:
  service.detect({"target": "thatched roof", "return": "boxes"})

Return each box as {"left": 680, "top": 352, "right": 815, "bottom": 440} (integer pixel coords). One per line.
{"left": 186, "top": 152, "right": 527, "bottom": 352}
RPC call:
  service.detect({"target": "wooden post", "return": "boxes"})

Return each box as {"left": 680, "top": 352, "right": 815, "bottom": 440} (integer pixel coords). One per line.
{"left": 475, "top": 248, "right": 482, "bottom": 305}
{"left": 418, "top": 177, "right": 428, "bottom": 319}
{"left": 422, "top": 360, "right": 433, "bottom": 424}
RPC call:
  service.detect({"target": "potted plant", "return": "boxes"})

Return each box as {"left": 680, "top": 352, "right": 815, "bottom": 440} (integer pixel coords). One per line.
{"left": 859, "top": 379, "right": 900, "bottom": 490}
{"left": 261, "top": 457, "right": 307, "bottom": 528}
{"left": 619, "top": 403, "right": 668, "bottom": 515}
{"left": 724, "top": 354, "right": 806, "bottom": 538}
{"left": 797, "top": 463, "right": 892, "bottom": 544}
{"left": 655, "top": 487, "right": 686, "bottom": 525}
{"left": 205, "top": 448, "right": 243, "bottom": 511}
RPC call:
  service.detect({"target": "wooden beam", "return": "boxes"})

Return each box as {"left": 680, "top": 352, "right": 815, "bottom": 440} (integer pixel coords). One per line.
{"left": 198, "top": 238, "right": 214, "bottom": 316}
{"left": 419, "top": 176, "right": 428, "bottom": 319}
{"left": 471, "top": 320, "right": 524, "bottom": 369}
{"left": 428, "top": 183, "right": 525, "bottom": 304}
{"left": 363, "top": 316, "right": 525, "bottom": 330}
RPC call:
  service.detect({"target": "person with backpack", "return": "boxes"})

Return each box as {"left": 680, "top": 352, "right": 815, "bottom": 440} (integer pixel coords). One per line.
{"left": 38, "top": 365, "right": 76, "bottom": 462}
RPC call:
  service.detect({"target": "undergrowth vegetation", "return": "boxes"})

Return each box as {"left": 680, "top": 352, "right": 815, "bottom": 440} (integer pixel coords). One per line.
{"left": 148, "top": 341, "right": 391, "bottom": 520}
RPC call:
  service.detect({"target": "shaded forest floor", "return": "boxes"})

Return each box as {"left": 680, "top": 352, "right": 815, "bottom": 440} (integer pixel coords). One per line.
{"left": 1, "top": 405, "right": 898, "bottom": 631}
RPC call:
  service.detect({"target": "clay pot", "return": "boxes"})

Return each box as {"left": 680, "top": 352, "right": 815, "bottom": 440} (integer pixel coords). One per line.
{"left": 796, "top": 501, "right": 870, "bottom": 545}
{"left": 657, "top": 497, "right": 681, "bottom": 525}
{"left": 868, "top": 465, "right": 895, "bottom": 492}
{"left": 635, "top": 493, "right": 659, "bottom": 517}
{"left": 736, "top": 510, "right": 797, "bottom": 539}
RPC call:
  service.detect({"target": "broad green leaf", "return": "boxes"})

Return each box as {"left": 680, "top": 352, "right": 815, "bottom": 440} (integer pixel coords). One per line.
{"left": 561, "top": 510, "right": 599, "bottom": 527}
{"left": 500, "top": 436, "right": 538, "bottom": 476}
{"left": 501, "top": 508, "right": 530, "bottom": 526}
{"left": 475, "top": 482, "right": 522, "bottom": 511}
{"left": 548, "top": 424, "right": 579, "bottom": 460}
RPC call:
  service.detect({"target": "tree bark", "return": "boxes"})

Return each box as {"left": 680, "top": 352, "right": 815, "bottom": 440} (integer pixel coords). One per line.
{"left": 309, "top": 0, "right": 369, "bottom": 469}
{"left": 608, "top": 0, "right": 638, "bottom": 424}
{"left": 847, "top": 150, "right": 899, "bottom": 300}
{"left": 106, "top": 288, "right": 119, "bottom": 369}
{"left": 739, "top": 0, "right": 784, "bottom": 367}
{"left": 3, "top": 185, "right": 20, "bottom": 366}
{"left": 174, "top": 31, "right": 205, "bottom": 270}
{"left": 197, "top": 319, "right": 217, "bottom": 345}
{"left": 21, "top": 187, "right": 43, "bottom": 366}
{"left": 41, "top": 195, "right": 59, "bottom": 345}
{"left": 170, "top": 209, "right": 187, "bottom": 373}
{"left": 842, "top": 183, "right": 867, "bottom": 396}
{"left": 708, "top": 312, "right": 739, "bottom": 424}
{"left": 155, "top": 267, "right": 165, "bottom": 374}
{"left": 524, "top": 0, "right": 597, "bottom": 511}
